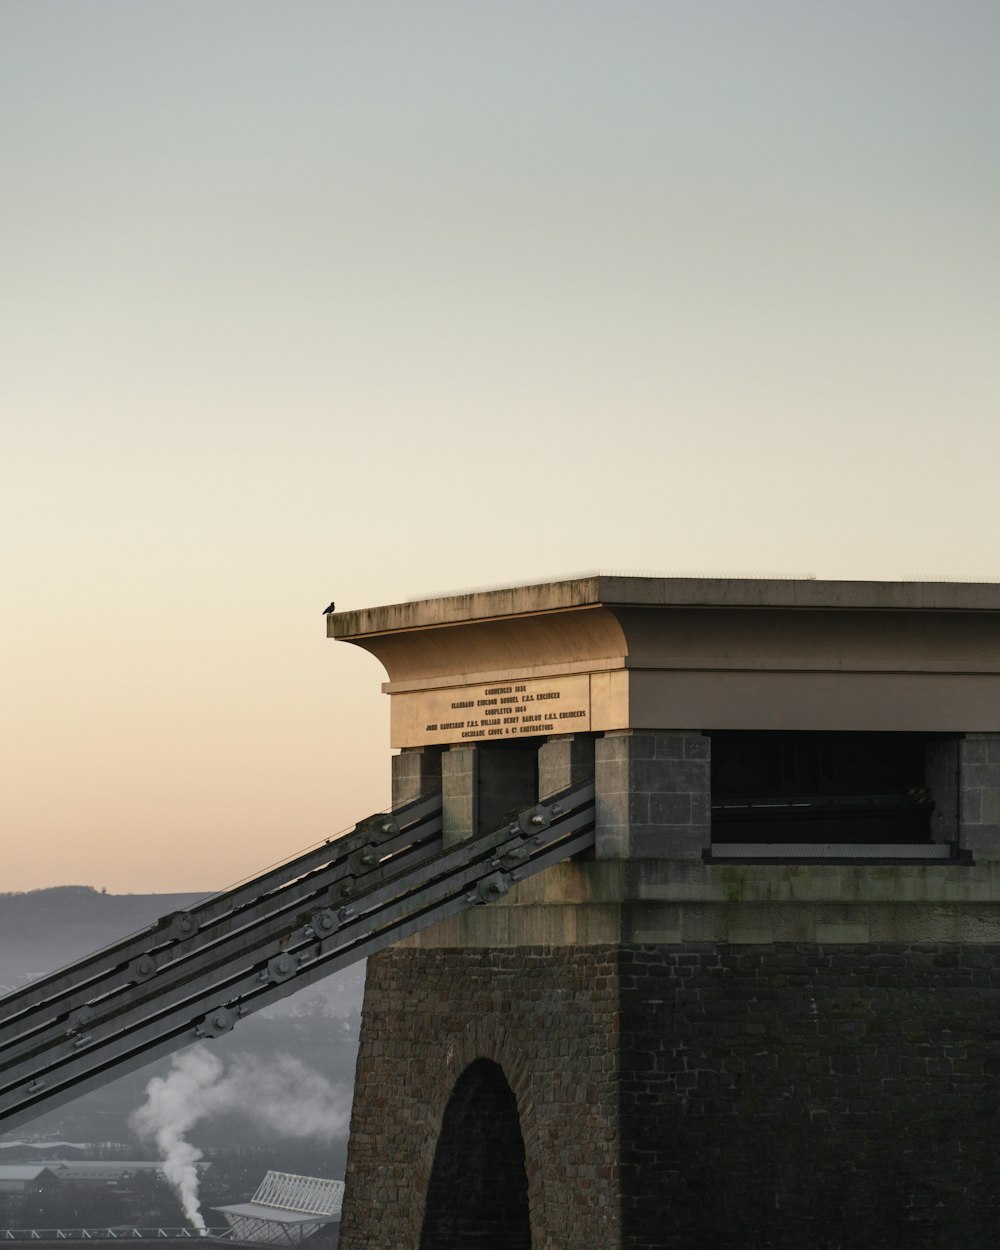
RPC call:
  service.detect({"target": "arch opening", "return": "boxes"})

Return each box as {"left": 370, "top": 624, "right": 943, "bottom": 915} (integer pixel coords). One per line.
{"left": 420, "top": 1058, "right": 531, "bottom": 1250}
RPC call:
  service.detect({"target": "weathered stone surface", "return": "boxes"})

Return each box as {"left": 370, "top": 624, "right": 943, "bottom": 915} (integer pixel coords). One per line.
{"left": 961, "top": 734, "right": 1000, "bottom": 860}
{"left": 619, "top": 942, "right": 1000, "bottom": 1249}
{"left": 339, "top": 946, "right": 622, "bottom": 1250}
{"left": 596, "top": 731, "right": 710, "bottom": 860}
{"left": 538, "top": 733, "right": 595, "bottom": 800}
{"left": 342, "top": 942, "right": 1000, "bottom": 1250}
{"left": 331, "top": 577, "right": 1000, "bottom": 743}
{"left": 392, "top": 746, "right": 444, "bottom": 807}
{"left": 441, "top": 746, "right": 478, "bottom": 846}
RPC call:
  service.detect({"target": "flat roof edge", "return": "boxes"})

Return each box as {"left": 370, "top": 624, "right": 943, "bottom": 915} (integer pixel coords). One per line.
{"left": 328, "top": 576, "right": 1000, "bottom": 640}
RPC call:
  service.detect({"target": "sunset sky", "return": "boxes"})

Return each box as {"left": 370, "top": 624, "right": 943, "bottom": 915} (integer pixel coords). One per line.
{"left": 2, "top": 2, "right": 998, "bottom": 893}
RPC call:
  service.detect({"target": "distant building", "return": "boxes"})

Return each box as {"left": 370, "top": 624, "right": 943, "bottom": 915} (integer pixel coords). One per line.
{"left": 215, "top": 1171, "right": 344, "bottom": 1246}
{"left": 0, "top": 1165, "right": 62, "bottom": 1222}
{"left": 43, "top": 1160, "right": 209, "bottom": 1186}
{"left": 0, "top": 1165, "right": 59, "bottom": 1194}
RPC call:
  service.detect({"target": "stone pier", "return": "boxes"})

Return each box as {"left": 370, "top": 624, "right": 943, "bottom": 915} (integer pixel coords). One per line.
{"left": 328, "top": 575, "right": 1000, "bottom": 1250}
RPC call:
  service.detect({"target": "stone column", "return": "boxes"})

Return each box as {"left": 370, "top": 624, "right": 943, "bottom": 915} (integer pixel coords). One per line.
{"left": 959, "top": 733, "right": 1000, "bottom": 860}
{"left": 925, "top": 736, "right": 960, "bottom": 845}
{"left": 538, "top": 733, "right": 595, "bottom": 800}
{"left": 594, "top": 730, "right": 710, "bottom": 859}
{"left": 442, "top": 746, "right": 478, "bottom": 847}
{"left": 391, "top": 746, "right": 444, "bottom": 808}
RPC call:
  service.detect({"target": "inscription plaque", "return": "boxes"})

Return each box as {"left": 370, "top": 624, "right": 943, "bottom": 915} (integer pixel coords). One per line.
{"left": 391, "top": 674, "right": 592, "bottom": 748}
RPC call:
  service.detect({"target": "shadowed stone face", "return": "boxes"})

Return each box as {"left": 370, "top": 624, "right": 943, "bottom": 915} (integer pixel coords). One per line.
{"left": 338, "top": 946, "right": 622, "bottom": 1250}
{"left": 342, "top": 943, "right": 1000, "bottom": 1250}
{"left": 420, "top": 1059, "right": 530, "bottom": 1250}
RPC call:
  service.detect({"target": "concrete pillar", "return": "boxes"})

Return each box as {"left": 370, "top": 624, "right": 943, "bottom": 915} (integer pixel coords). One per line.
{"left": 595, "top": 730, "right": 710, "bottom": 859}
{"left": 442, "top": 746, "right": 478, "bottom": 847}
{"left": 959, "top": 733, "right": 1000, "bottom": 859}
{"left": 925, "top": 736, "right": 959, "bottom": 845}
{"left": 391, "top": 746, "right": 444, "bottom": 808}
{"left": 538, "top": 733, "right": 596, "bottom": 800}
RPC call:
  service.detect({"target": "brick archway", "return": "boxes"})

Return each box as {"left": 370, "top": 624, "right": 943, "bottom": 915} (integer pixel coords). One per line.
{"left": 419, "top": 1058, "right": 531, "bottom": 1250}
{"left": 338, "top": 947, "right": 620, "bottom": 1250}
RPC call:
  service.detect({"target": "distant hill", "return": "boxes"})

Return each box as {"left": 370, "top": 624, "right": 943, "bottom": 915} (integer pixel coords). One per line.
{"left": 0, "top": 886, "right": 206, "bottom": 993}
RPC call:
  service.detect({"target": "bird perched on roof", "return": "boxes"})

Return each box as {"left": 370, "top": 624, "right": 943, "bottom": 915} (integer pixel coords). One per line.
{"left": 322, "top": 601, "right": 336, "bottom": 615}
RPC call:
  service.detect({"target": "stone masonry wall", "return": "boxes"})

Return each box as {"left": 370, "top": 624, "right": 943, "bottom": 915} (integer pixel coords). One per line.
{"left": 339, "top": 946, "right": 622, "bottom": 1250}
{"left": 620, "top": 943, "right": 1000, "bottom": 1250}
{"left": 341, "top": 941, "right": 1000, "bottom": 1250}
{"left": 595, "top": 731, "right": 710, "bottom": 860}
{"left": 960, "top": 734, "right": 1000, "bottom": 860}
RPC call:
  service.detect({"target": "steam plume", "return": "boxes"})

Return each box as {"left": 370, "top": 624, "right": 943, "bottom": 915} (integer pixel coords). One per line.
{"left": 131, "top": 1045, "right": 351, "bottom": 1232}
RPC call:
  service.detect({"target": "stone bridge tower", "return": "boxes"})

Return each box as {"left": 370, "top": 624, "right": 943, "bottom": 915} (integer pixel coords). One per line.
{"left": 327, "top": 576, "right": 1000, "bottom": 1250}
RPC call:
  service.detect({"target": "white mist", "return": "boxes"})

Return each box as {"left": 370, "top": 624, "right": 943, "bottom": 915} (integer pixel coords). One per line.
{"left": 131, "top": 1045, "right": 351, "bottom": 1231}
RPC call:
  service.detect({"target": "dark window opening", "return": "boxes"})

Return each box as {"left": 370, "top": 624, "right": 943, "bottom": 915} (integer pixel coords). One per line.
{"left": 709, "top": 731, "right": 945, "bottom": 845}
{"left": 478, "top": 741, "right": 539, "bottom": 833}
{"left": 420, "top": 1058, "right": 531, "bottom": 1250}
